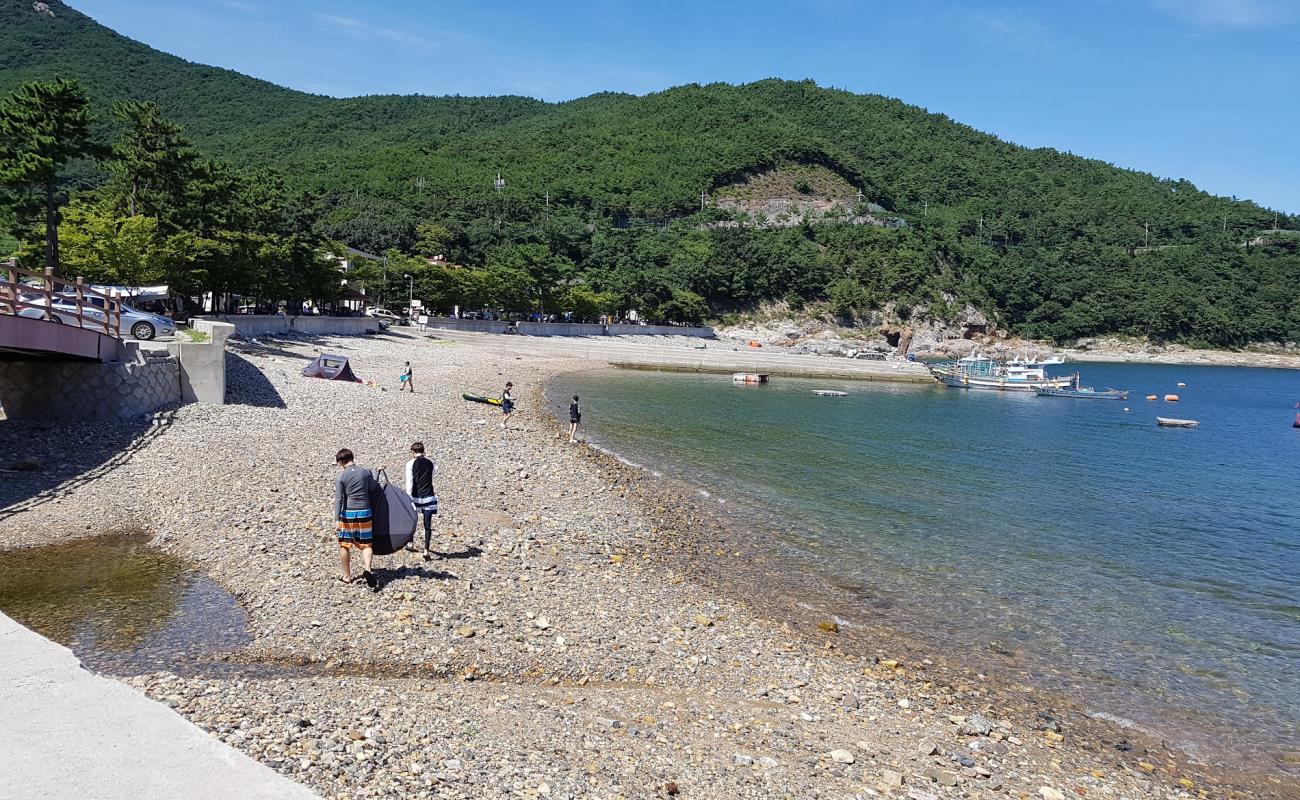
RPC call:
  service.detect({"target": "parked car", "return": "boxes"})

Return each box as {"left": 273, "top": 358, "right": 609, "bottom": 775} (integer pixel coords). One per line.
{"left": 365, "top": 307, "right": 401, "bottom": 324}
{"left": 17, "top": 294, "right": 176, "bottom": 341}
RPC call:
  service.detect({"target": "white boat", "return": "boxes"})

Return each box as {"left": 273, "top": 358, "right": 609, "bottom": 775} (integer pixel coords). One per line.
{"left": 732, "top": 372, "right": 769, "bottom": 384}
{"left": 812, "top": 389, "right": 847, "bottom": 396}
{"left": 1156, "top": 417, "right": 1199, "bottom": 428}
{"left": 927, "top": 353, "right": 1075, "bottom": 392}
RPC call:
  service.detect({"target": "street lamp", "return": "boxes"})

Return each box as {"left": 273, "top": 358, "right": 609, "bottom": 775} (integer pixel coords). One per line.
{"left": 405, "top": 274, "right": 413, "bottom": 310}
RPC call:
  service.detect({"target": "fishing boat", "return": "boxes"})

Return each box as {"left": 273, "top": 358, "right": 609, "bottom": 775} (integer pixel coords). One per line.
{"left": 812, "top": 389, "right": 848, "bottom": 397}
{"left": 1036, "top": 385, "right": 1128, "bottom": 400}
{"left": 732, "top": 372, "right": 769, "bottom": 384}
{"left": 927, "top": 353, "right": 1075, "bottom": 392}
{"left": 1156, "top": 417, "right": 1199, "bottom": 428}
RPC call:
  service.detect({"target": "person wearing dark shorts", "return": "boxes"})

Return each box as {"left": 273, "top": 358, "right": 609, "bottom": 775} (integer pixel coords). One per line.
{"left": 334, "top": 447, "right": 380, "bottom": 590}
{"left": 500, "top": 381, "right": 515, "bottom": 429}
{"left": 568, "top": 395, "right": 581, "bottom": 443}
{"left": 404, "top": 441, "right": 439, "bottom": 560}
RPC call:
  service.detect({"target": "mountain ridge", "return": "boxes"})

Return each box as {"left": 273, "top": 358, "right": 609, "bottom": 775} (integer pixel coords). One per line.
{"left": 2, "top": 0, "right": 1298, "bottom": 346}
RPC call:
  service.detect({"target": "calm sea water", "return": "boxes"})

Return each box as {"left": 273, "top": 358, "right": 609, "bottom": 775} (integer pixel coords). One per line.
{"left": 560, "top": 363, "right": 1300, "bottom": 770}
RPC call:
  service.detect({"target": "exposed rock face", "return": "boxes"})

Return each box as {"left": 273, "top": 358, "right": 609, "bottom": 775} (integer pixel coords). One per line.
{"left": 718, "top": 301, "right": 997, "bottom": 358}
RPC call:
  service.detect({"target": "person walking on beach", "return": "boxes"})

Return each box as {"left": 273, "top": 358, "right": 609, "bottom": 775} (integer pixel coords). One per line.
{"left": 404, "top": 441, "right": 439, "bottom": 561}
{"left": 334, "top": 448, "right": 380, "bottom": 591}
{"left": 568, "top": 395, "right": 581, "bottom": 444}
{"left": 399, "top": 361, "right": 414, "bottom": 392}
{"left": 500, "top": 381, "right": 515, "bottom": 429}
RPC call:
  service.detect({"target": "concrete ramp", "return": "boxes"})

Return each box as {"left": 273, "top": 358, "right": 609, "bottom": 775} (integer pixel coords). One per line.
{"left": 0, "top": 612, "right": 320, "bottom": 800}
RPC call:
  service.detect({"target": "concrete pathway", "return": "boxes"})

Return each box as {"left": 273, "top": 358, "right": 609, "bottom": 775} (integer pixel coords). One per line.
{"left": 0, "top": 612, "right": 320, "bottom": 800}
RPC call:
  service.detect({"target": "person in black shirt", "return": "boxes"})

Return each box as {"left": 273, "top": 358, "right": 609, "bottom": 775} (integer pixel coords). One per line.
{"left": 568, "top": 395, "right": 581, "bottom": 444}
{"left": 404, "top": 441, "right": 439, "bottom": 560}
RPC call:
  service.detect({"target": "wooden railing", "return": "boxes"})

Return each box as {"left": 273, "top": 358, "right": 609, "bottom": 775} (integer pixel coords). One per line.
{"left": 0, "top": 264, "right": 123, "bottom": 339}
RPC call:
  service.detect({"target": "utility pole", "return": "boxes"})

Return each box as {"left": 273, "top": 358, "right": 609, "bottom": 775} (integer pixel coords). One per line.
{"left": 924, "top": 200, "right": 929, "bottom": 218}
{"left": 415, "top": 176, "right": 425, "bottom": 193}
{"left": 1222, "top": 215, "right": 1227, "bottom": 233}
{"left": 1144, "top": 222, "right": 1150, "bottom": 248}
{"left": 700, "top": 190, "right": 707, "bottom": 211}
{"left": 494, "top": 172, "right": 506, "bottom": 230}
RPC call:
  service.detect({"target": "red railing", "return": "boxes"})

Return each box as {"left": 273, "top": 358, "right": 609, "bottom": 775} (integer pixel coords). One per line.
{"left": 0, "top": 264, "right": 122, "bottom": 339}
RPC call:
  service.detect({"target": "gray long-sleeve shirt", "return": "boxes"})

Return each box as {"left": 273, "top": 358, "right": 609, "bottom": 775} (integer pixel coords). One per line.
{"left": 335, "top": 463, "right": 378, "bottom": 516}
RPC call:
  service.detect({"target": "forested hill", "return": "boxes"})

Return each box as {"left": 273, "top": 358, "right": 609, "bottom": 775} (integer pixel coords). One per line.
{"left": 3, "top": 0, "right": 1299, "bottom": 346}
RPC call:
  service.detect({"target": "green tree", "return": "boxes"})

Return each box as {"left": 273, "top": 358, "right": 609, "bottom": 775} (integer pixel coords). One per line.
{"left": 0, "top": 78, "right": 100, "bottom": 273}
{"left": 59, "top": 199, "right": 167, "bottom": 285}
{"left": 105, "top": 100, "right": 195, "bottom": 220}
{"left": 413, "top": 222, "right": 454, "bottom": 259}
{"left": 656, "top": 288, "right": 708, "bottom": 325}
{"left": 827, "top": 277, "right": 871, "bottom": 320}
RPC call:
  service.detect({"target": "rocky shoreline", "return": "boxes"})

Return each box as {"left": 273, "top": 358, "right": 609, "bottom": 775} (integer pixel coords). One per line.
{"left": 0, "top": 330, "right": 1292, "bottom": 799}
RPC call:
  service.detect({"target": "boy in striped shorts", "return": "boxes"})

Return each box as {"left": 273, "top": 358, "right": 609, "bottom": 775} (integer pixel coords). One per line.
{"left": 405, "top": 442, "right": 439, "bottom": 560}
{"left": 334, "top": 448, "right": 380, "bottom": 590}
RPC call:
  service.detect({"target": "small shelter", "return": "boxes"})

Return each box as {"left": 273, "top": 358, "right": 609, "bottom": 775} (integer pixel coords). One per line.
{"left": 302, "top": 353, "right": 360, "bottom": 382}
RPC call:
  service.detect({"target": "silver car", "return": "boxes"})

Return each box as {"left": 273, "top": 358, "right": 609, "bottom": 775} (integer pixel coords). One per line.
{"left": 17, "top": 294, "right": 176, "bottom": 340}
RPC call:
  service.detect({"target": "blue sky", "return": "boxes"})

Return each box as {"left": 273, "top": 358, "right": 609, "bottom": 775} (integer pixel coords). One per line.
{"left": 74, "top": 0, "right": 1299, "bottom": 212}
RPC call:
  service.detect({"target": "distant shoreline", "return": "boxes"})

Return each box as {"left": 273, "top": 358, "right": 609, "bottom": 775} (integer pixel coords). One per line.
{"left": 1062, "top": 348, "right": 1300, "bottom": 370}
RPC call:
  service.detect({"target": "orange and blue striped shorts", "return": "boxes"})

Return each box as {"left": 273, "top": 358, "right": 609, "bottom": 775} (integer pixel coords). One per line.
{"left": 337, "top": 508, "right": 373, "bottom": 549}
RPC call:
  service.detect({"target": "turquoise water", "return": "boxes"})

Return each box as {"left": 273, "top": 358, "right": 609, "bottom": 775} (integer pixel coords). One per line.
{"left": 560, "top": 364, "right": 1300, "bottom": 770}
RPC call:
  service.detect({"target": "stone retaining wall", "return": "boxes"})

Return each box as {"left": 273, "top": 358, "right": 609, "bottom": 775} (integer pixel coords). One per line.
{"left": 0, "top": 348, "right": 181, "bottom": 420}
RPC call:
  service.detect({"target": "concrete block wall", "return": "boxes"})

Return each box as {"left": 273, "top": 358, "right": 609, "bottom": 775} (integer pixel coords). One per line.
{"left": 169, "top": 320, "right": 235, "bottom": 404}
{"left": 0, "top": 349, "right": 181, "bottom": 420}
{"left": 196, "top": 315, "right": 378, "bottom": 338}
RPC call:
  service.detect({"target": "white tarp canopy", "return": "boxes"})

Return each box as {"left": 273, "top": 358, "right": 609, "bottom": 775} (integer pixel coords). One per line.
{"left": 83, "top": 285, "right": 171, "bottom": 301}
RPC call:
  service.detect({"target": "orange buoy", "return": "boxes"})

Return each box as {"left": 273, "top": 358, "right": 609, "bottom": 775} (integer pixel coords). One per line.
{"left": 1165, "top": 394, "right": 1180, "bottom": 402}
{"left": 1146, "top": 394, "right": 1158, "bottom": 401}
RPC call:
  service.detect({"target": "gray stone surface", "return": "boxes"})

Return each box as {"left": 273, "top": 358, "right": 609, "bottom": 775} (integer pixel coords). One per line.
{"left": 0, "top": 612, "right": 320, "bottom": 800}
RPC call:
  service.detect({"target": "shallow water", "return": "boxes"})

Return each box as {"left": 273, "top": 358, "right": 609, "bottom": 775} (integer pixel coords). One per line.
{"left": 560, "top": 363, "right": 1300, "bottom": 772}
{"left": 0, "top": 532, "right": 249, "bottom": 675}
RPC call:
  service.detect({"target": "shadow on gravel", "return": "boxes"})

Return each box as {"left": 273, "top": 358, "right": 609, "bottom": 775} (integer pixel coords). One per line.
{"left": 431, "top": 545, "right": 483, "bottom": 560}
{"left": 372, "top": 564, "right": 459, "bottom": 589}
{"left": 0, "top": 411, "right": 177, "bottom": 519}
{"left": 225, "top": 352, "right": 287, "bottom": 408}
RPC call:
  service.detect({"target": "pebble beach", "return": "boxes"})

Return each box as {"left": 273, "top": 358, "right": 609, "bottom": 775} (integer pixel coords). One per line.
{"left": 0, "top": 330, "right": 1289, "bottom": 800}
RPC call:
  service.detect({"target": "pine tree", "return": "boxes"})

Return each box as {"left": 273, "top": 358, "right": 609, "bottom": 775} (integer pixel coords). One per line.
{"left": 0, "top": 78, "right": 100, "bottom": 273}
{"left": 106, "top": 100, "right": 195, "bottom": 222}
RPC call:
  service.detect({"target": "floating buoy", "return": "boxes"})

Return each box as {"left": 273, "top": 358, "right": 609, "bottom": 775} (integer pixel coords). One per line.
{"left": 1177, "top": 382, "right": 1186, "bottom": 388}
{"left": 1164, "top": 394, "right": 1180, "bottom": 402}
{"left": 1146, "top": 394, "right": 1158, "bottom": 401}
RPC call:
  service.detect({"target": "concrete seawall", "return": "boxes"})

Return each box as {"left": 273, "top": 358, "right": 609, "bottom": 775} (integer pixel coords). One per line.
{"left": 197, "top": 314, "right": 379, "bottom": 338}
{"left": 1, "top": 612, "right": 319, "bottom": 800}
{"left": 423, "top": 318, "right": 715, "bottom": 338}
{"left": 0, "top": 344, "right": 182, "bottom": 419}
